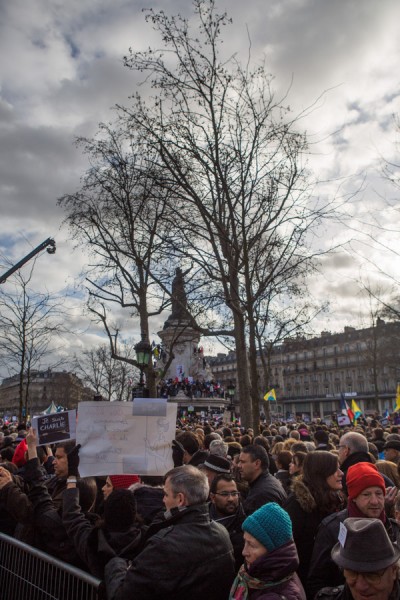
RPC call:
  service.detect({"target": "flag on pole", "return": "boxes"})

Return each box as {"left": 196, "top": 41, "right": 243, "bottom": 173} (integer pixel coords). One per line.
{"left": 346, "top": 401, "right": 355, "bottom": 422}
{"left": 351, "top": 399, "right": 362, "bottom": 421}
{"left": 340, "top": 394, "right": 354, "bottom": 422}
{"left": 396, "top": 384, "right": 400, "bottom": 411}
{"left": 383, "top": 409, "right": 389, "bottom": 419}
{"left": 264, "top": 388, "right": 276, "bottom": 402}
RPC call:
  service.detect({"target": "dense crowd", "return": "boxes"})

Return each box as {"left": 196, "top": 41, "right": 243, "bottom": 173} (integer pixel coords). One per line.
{"left": 2, "top": 415, "right": 400, "bottom": 599}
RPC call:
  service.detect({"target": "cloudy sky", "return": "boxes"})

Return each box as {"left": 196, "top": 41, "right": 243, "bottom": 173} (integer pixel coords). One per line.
{"left": 1, "top": 0, "right": 400, "bottom": 375}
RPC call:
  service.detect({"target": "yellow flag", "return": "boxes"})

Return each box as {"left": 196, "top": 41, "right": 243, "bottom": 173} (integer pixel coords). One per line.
{"left": 396, "top": 384, "right": 400, "bottom": 411}
{"left": 264, "top": 388, "right": 276, "bottom": 402}
{"left": 351, "top": 399, "right": 362, "bottom": 419}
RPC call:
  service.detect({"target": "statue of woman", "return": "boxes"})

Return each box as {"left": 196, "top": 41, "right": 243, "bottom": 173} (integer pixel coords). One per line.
{"left": 171, "top": 267, "right": 190, "bottom": 319}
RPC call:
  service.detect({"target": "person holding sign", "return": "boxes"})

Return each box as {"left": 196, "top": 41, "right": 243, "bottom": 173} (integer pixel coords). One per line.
{"left": 62, "top": 448, "right": 144, "bottom": 579}
{"left": 18, "top": 429, "right": 98, "bottom": 566}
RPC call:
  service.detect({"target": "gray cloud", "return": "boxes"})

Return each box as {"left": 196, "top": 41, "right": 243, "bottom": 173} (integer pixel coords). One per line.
{"left": 0, "top": 0, "right": 399, "bottom": 372}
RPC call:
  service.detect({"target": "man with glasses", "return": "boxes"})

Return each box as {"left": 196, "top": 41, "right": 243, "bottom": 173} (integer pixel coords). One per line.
{"left": 209, "top": 474, "right": 246, "bottom": 570}
{"left": 315, "top": 517, "right": 400, "bottom": 599}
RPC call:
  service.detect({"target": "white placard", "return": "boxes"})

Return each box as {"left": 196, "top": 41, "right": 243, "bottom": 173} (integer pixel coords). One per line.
{"left": 337, "top": 415, "right": 351, "bottom": 426}
{"left": 76, "top": 401, "right": 177, "bottom": 477}
{"left": 32, "top": 410, "right": 76, "bottom": 446}
{"left": 338, "top": 522, "right": 347, "bottom": 547}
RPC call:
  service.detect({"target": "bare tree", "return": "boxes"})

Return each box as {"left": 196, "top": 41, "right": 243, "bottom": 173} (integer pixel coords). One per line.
{"left": 119, "top": 0, "right": 335, "bottom": 428}
{"left": 60, "top": 119, "right": 238, "bottom": 401}
{"left": 59, "top": 125, "right": 179, "bottom": 396}
{"left": 74, "top": 344, "right": 135, "bottom": 402}
{"left": 0, "top": 266, "right": 66, "bottom": 420}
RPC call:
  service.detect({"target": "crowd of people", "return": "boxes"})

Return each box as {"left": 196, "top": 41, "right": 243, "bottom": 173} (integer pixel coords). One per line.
{"left": 2, "top": 415, "right": 400, "bottom": 599}
{"left": 158, "top": 377, "right": 225, "bottom": 399}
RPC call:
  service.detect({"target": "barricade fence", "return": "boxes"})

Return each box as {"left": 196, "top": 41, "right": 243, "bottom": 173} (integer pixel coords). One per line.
{"left": 0, "top": 532, "right": 102, "bottom": 600}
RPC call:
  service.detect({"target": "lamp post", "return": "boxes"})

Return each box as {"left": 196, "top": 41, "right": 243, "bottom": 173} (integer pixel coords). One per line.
{"left": 227, "top": 382, "right": 236, "bottom": 422}
{"left": 134, "top": 333, "right": 152, "bottom": 398}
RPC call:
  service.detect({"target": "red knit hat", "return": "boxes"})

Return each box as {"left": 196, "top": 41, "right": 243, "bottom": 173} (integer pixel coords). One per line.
{"left": 109, "top": 475, "right": 140, "bottom": 489}
{"left": 346, "top": 463, "right": 385, "bottom": 500}
{"left": 11, "top": 439, "right": 28, "bottom": 468}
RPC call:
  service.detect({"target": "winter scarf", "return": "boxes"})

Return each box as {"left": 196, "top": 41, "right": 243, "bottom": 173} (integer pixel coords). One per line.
{"left": 347, "top": 498, "right": 386, "bottom": 523}
{"left": 230, "top": 563, "right": 292, "bottom": 599}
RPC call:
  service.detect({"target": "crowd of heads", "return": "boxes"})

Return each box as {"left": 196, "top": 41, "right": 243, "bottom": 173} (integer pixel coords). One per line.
{"left": 3, "top": 412, "right": 400, "bottom": 599}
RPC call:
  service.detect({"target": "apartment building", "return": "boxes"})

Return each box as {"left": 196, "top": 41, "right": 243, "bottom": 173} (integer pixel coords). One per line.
{"left": 209, "top": 319, "right": 400, "bottom": 419}
{"left": 0, "top": 369, "right": 93, "bottom": 417}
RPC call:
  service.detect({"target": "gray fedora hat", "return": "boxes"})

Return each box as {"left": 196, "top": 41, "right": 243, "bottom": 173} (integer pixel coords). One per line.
{"left": 331, "top": 518, "right": 400, "bottom": 572}
{"left": 203, "top": 454, "right": 231, "bottom": 474}
{"left": 384, "top": 439, "right": 400, "bottom": 452}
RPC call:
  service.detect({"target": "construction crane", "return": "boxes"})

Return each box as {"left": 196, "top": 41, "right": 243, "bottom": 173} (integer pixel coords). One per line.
{"left": 0, "top": 237, "right": 56, "bottom": 284}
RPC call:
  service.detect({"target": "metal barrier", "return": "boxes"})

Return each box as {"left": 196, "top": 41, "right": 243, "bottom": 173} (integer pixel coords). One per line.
{"left": 0, "top": 532, "right": 102, "bottom": 600}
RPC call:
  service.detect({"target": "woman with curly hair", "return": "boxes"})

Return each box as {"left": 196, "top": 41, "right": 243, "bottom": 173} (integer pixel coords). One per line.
{"left": 283, "top": 450, "right": 345, "bottom": 588}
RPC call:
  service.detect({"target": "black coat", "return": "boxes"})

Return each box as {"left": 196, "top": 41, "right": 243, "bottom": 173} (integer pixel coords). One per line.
{"left": 26, "top": 477, "right": 89, "bottom": 567}
{"left": 132, "top": 485, "right": 165, "bottom": 525}
{"left": 315, "top": 580, "right": 400, "bottom": 599}
{"left": 105, "top": 503, "right": 235, "bottom": 600}
{"left": 209, "top": 501, "right": 246, "bottom": 571}
{"left": 243, "top": 471, "right": 286, "bottom": 515}
{"left": 283, "top": 480, "right": 334, "bottom": 590}
{"left": 62, "top": 488, "right": 144, "bottom": 579}
{"left": 307, "top": 508, "right": 400, "bottom": 600}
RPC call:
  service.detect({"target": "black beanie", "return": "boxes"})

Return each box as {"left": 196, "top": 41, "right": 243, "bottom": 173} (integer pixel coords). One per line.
{"left": 104, "top": 489, "right": 137, "bottom": 532}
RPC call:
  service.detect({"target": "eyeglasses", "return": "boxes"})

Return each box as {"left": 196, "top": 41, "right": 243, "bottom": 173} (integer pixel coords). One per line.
{"left": 338, "top": 445, "right": 348, "bottom": 449}
{"left": 214, "top": 491, "right": 240, "bottom": 497}
{"left": 344, "top": 568, "right": 387, "bottom": 585}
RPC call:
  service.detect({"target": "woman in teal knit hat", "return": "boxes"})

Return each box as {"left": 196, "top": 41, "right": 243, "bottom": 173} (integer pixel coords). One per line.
{"left": 229, "top": 502, "right": 306, "bottom": 600}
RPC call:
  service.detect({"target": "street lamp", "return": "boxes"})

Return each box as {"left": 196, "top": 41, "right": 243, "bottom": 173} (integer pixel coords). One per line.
{"left": 134, "top": 332, "right": 152, "bottom": 397}
{"left": 227, "top": 382, "right": 236, "bottom": 422}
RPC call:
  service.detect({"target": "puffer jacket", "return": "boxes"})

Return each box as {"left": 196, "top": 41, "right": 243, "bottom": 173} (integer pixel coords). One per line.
{"left": 105, "top": 503, "right": 235, "bottom": 600}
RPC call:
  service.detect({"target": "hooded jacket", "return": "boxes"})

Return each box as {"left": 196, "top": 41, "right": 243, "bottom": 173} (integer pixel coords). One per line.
{"left": 62, "top": 487, "right": 144, "bottom": 579}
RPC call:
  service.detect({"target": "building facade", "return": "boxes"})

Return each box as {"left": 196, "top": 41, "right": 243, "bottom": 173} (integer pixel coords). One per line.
{"left": 0, "top": 369, "right": 94, "bottom": 417}
{"left": 210, "top": 319, "right": 400, "bottom": 419}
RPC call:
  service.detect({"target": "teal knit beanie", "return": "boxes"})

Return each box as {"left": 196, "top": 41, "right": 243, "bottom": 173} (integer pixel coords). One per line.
{"left": 242, "top": 502, "right": 292, "bottom": 552}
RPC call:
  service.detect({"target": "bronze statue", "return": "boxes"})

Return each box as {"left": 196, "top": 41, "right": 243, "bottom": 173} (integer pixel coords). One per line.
{"left": 170, "top": 267, "right": 190, "bottom": 320}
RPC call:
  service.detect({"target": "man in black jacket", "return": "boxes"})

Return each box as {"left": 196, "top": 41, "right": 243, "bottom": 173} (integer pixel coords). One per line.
{"left": 105, "top": 465, "right": 235, "bottom": 600}
{"left": 209, "top": 473, "right": 245, "bottom": 570}
{"left": 238, "top": 445, "right": 286, "bottom": 515}
{"left": 337, "top": 432, "right": 394, "bottom": 492}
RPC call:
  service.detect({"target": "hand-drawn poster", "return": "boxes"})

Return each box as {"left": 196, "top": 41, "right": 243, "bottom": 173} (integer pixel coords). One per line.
{"left": 337, "top": 414, "right": 351, "bottom": 426}
{"left": 76, "top": 401, "right": 177, "bottom": 477}
{"left": 32, "top": 410, "right": 76, "bottom": 446}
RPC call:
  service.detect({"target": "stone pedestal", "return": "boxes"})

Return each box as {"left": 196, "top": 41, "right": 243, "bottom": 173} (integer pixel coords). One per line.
{"left": 157, "top": 319, "right": 208, "bottom": 381}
